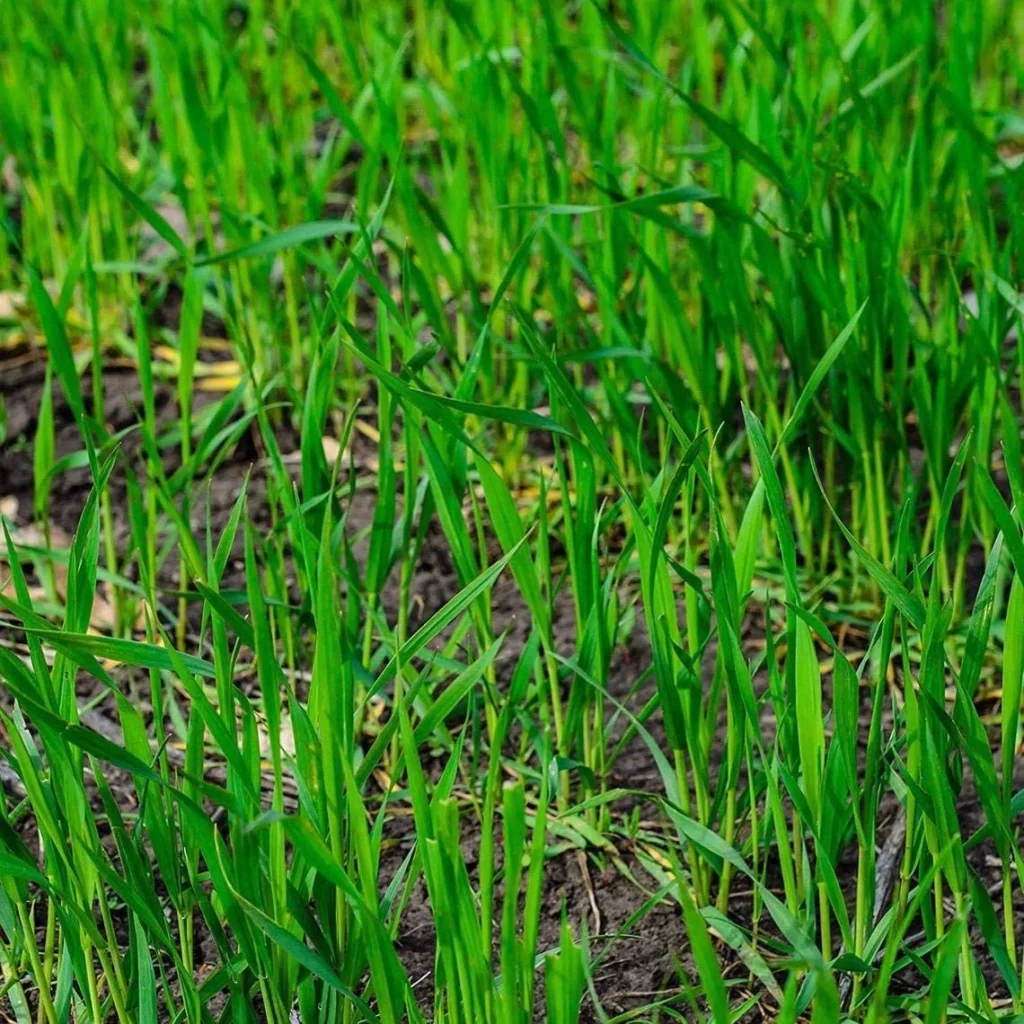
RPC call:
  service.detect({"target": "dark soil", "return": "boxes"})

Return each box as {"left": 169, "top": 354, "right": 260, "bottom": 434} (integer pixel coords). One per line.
{"left": 1, "top": 352, "right": 1021, "bottom": 1020}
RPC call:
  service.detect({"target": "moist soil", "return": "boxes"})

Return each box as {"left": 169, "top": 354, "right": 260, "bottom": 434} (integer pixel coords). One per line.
{"left": 0, "top": 352, "right": 1019, "bottom": 1020}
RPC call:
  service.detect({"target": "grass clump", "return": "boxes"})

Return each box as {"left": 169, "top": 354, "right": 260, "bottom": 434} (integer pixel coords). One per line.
{"left": 0, "top": 0, "right": 1023, "bottom": 1021}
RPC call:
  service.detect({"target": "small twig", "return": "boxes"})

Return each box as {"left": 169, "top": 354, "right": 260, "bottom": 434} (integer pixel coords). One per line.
{"left": 577, "top": 849, "right": 602, "bottom": 936}
{"left": 838, "top": 809, "right": 907, "bottom": 1008}
{"left": 873, "top": 809, "right": 908, "bottom": 925}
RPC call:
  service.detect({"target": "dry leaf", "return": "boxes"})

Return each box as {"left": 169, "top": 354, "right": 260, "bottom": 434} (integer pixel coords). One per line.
{"left": 2, "top": 155, "right": 19, "bottom": 194}
{"left": 0, "top": 291, "right": 24, "bottom": 320}
{"left": 354, "top": 420, "right": 380, "bottom": 443}
{"left": 196, "top": 360, "right": 242, "bottom": 379}
{"left": 197, "top": 376, "right": 242, "bottom": 392}
{"left": 321, "top": 436, "right": 341, "bottom": 464}
{"left": 258, "top": 713, "right": 296, "bottom": 760}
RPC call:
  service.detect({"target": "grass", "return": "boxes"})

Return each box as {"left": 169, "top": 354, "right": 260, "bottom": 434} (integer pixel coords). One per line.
{"left": 0, "top": 0, "right": 1022, "bottom": 1020}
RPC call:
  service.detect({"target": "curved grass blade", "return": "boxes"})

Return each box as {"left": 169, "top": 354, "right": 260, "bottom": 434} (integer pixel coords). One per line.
{"left": 194, "top": 219, "right": 358, "bottom": 267}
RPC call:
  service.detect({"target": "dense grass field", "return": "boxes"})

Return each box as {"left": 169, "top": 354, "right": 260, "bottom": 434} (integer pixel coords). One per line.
{"left": 1, "top": 0, "right": 1023, "bottom": 1020}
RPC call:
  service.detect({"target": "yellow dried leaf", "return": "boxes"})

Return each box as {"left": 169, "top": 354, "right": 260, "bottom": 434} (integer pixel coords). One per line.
{"left": 196, "top": 376, "right": 242, "bottom": 392}
{"left": 196, "top": 360, "right": 241, "bottom": 378}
